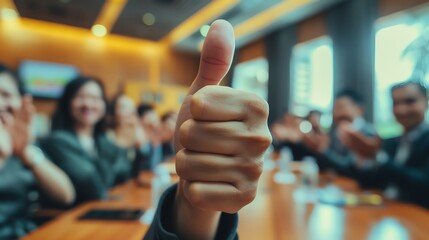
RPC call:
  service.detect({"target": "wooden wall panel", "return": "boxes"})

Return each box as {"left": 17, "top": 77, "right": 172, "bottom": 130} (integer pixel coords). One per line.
{"left": 238, "top": 38, "right": 266, "bottom": 63}
{"left": 0, "top": 19, "right": 199, "bottom": 115}
{"left": 297, "top": 13, "right": 326, "bottom": 43}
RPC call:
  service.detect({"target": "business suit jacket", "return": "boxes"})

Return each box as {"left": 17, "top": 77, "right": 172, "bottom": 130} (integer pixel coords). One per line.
{"left": 39, "top": 130, "right": 131, "bottom": 206}
{"left": 351, "top": 129, "right": 429, "bottom": 209}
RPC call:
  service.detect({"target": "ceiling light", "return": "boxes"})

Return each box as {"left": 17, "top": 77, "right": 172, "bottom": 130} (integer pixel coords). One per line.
{"left": 200, "top": 25, "right": 210, "bottom": 37}
{"left": 142, "top": 13, "right": 155, "bottom": 26}
{"left": 91, "top": 24, "right": 107, "bottom": 37}
{"left": 1, "top": 8, "right": 19, "bottom": 20}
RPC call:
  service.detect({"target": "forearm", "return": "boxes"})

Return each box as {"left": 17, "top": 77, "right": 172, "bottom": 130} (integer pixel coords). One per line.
{"left": 23, "top": 146, "right": 75, "bottom": 205}
{"left": 144, "top": 183, "right": 238, "bottom": 240}
{"left": 174, "top": 182, "right": 221, "bottom": 240}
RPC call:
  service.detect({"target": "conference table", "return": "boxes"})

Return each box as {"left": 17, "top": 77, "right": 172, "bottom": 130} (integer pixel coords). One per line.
{"left": 24, "top": 163, "right": 429, "bottom": 240}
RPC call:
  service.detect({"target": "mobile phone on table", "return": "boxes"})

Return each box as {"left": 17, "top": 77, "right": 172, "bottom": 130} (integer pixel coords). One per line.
{"left": 78, "top": 209, "right": 144, "bottom": 221}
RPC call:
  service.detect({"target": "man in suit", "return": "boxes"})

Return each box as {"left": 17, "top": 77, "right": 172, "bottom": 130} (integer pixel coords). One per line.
{"left": 343, "top": 81, "right": 429, "bottom": 209}
{"left": 302, "top": 89, "right": 379, "bottom": 175}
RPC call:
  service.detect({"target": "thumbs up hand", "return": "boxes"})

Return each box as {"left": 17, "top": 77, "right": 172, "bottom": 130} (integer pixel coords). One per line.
{"left": 173, "top": 20, "right": 272, "bottom": 240}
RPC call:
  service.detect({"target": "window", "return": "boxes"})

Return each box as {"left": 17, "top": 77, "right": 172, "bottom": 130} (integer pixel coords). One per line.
{"left": 374, "top": 5, "right": 429, "bottom": 138}
{"left": 290, "top": 36, "right": 333, "bottom": 127}
{"left": 232, "top": 58, "right": 269, "bottom": 100}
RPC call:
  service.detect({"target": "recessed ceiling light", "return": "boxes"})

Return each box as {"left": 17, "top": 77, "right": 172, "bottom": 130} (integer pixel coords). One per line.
{"left": 200, "top": 25, "right": 210, "bottom": 37}
{"left": 142, "top": 13, "right": 155, "bottom": 26}
{"left": 91, "top": 24, "right": 107, "bottom": 37}
{"left": 1, "top": 8, "right": 19, "bottom": 20}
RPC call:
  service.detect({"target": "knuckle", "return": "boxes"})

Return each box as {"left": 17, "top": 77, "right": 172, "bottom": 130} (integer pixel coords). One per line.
{"left": 245, "top": 96, "right": 269, "bottom": 120}
{"left": 190, "top": 94, "right": 205, "bottom": 119}
{"left": 239, "top": 158, "right": 263, "bottom": 181}
{"left": 179, "top": 119, "right": 194, "bottom": 148}
{"left": 175, "top": 150, "right": 188, "bottom": 178}
{"left": 238, "top": 187, "right": 257, "bottom": 206}
{"left": 242, "top": 131, "right": 273, "bottom": 154}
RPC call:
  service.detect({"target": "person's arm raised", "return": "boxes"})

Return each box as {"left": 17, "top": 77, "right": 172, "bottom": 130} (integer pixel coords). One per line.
{"left": 173, "top": 19, "right": 272, "bottom": 240}
{"left": 11, "top": 96, "right": 75, "bottom": 205}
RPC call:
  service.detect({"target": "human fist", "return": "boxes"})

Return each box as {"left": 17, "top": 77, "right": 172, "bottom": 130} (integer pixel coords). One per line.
{"left": 176, "top": 86, "right": 271, "bottom": 213}
{"left": 174, "top": 20, "right": 271, "bottom": 215}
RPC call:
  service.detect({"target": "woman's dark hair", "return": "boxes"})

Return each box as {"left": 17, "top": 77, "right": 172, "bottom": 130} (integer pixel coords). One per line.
{"left": 0, "top": 63, "right": 25, "bottom": 95}
{"left": 137, "top": 104, "right": 154, "bottom": 118}
{"left": 51, "top": 75, "right": 108, "bottom": 135}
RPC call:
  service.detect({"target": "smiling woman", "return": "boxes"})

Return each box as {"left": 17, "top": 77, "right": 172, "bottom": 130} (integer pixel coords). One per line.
{"left": 39, "top": 76, "right": 132, "bottom": 207}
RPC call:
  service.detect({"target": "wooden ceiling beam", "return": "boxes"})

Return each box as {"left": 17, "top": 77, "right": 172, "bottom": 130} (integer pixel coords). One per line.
{"left": 94, "top": 0, "right": 128, "bottom": 33}
{"left": 161, "top": 0, "right": 240, "bottom": 46}
{"left": 234, "top": 0, "right": 314, "bottom": 39}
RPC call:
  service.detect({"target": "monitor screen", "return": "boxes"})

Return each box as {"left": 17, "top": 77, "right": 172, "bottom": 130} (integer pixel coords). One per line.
{"left": 19, "top": 60, "right": 79, "bottom": 99}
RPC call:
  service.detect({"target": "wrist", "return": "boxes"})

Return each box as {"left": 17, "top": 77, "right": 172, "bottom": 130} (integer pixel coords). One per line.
{"left": 174, "top": 180, "right": 221, "bottom": 240}
{"left": 22, "top": 145, "right": 46, "bottom": 169}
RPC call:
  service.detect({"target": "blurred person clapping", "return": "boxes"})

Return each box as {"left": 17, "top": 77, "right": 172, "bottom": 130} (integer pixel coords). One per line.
{"left": 136, "top": 104, "right": 167, "bottom": 169}
{"left": 271, "top": 113, "right": 303, "bottom": 143}
{"left": 160, "top": 111, "right": 178, "bottom": 159}
{"left": 160, "top": 111, "right": 177, "bottom": 144}
{"left": 138, "top": 104, "right": 162, "bottom": 145}
{"left": 109, "top": 94, "right": 148, "bottom": 149}
{"left": 302, "top": 90, "right": 378, "bottom": 176}
{"left": 0, "top": 64, "right": 74, "bottom": 239}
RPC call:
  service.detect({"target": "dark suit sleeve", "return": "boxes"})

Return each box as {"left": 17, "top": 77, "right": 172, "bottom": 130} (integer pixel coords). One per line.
{"left": 350, "top": 154, "right": 429, "bottom": 209}
{"left": 144, "top": 184, "right": 239, "bottom": 240}
{"left": 349, "top": 164, "right": 387, "bottom": 189}
{"left": 383, "top": 159, "right": 429, "bottom": 192}
{"left": 39, "top": 132, "right": 107, "bottom": 205}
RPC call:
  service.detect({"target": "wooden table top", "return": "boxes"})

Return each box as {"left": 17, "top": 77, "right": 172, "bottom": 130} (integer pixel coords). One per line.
{"left": 24, "top": 169, "right": 429, "bottom": 240}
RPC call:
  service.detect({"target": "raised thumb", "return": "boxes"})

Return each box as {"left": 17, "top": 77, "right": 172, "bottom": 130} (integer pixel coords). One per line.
{"left": 187, "top": 19, "right": 235, "bottom": 95}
